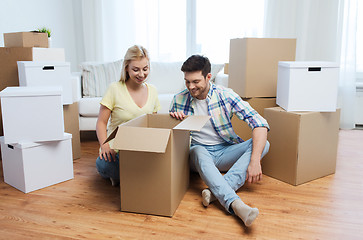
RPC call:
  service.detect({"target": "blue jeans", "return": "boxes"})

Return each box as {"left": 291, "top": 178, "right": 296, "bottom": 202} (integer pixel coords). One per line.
{"left": 189, "top": 139, "right": 270, "bottom": 213}
{"left": 96, "top": 153, "right": 120, "bottom": 180}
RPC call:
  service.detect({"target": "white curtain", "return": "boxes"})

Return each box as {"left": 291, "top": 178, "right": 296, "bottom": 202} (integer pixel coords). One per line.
{"left": 336, "top": 0, "right": 357, "bottom": 129}
{"left": 80, "top": 0, "right": 104, "bottom": 62}
{"left": 264, "top": 0, "right": 357, "bottom": 129}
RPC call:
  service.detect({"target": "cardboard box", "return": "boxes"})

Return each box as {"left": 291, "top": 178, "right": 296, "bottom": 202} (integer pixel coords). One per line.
{"left": 0, "top": 86, "right": 65, "bottom": 144}
{"left": 224, "top": 63, "right": 229, "bottom": 74}
{"left": 277, "top": 61, "right": 340, "bottom": 112}
{"left": 105, "top": 114, "right": 209, "bottom": 217}
{"left": 232, "top": 97, "right": 277, "bottom": 140}
{"left": 18, "top": 61, "right": 73, "bottom": 105}
{"left": 0, "top": 47, "right": 66, "bottom": 135}
{"left": 0, "top": 133, "right": 73, "bottom": 193}
{"left": 4, "top": 32, "right": 48, "bottom": 48}
{"left": 262, "top": 107, "right": 340, "bottom": 186}
{"left": 63, "top": 102, "right": 81, "bottom": 159}
{"left": 228, "top": 38, "right": 296, "bottom": 97}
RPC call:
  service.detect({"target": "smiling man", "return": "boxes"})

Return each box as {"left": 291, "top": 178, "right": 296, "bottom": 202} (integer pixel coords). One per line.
{"left": 169, "top": 55, "right": 270, "bottom": 227}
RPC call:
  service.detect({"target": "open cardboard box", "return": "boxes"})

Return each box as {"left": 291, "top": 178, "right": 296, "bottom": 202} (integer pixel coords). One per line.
{"left": 105, "top": 114, "right": 210, "bottom": 217}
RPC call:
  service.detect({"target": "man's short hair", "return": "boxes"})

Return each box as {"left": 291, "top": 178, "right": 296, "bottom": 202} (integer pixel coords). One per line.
{"left": 181, "top": 55, "right": 211, "bottom": 78}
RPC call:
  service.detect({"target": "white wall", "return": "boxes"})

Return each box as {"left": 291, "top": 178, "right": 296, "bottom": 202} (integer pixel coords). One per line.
{"left": 0, "top": 0, "right": 80, "bottom": 71}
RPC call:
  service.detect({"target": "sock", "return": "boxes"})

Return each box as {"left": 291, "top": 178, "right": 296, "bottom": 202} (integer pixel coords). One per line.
{"left": 202, "top": 188, "right": 216, "bottom": 207}
{"left": 231, "top": 199, "right": 259, "bottom": 227}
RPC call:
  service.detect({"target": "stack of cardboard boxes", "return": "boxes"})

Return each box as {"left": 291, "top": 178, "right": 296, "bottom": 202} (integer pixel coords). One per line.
{"left": 0, "top": 32, "right": 80, "bottom": 159}
{"left": 228, "top": 38, "right": 340, "bottom": 186}
{"left": 0, "top": 32, "right": 80, "bottom": 193}
{"left": 0, "top": 86, "right": 74, "bottom": 193}
{"left": 228, "top": 38, "right": 296, "bottom": 140}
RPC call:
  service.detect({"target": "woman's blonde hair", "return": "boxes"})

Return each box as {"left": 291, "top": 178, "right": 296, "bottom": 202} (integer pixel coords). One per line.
{"left": 120, "top": 45, "right": 150, "bottom": 82}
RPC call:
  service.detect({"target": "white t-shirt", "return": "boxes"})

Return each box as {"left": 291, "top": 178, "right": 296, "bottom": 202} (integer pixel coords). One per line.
{"left": 191, "top": 98, "right": 225, "bottom": 145}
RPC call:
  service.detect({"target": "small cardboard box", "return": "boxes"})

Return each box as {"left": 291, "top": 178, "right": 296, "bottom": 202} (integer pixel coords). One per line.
{"left": 18, "top": 61, "right": 73, "bottom": 105}
{"left": 4, "top": 32, "right": 48, "bottom": 48}
{"left": 277, "top": 61, "right": 340, "bottom": 112}
{"left": 0, "top": 47, "right": 65, "bottom": 135}
{"left": 224, "top": 63, "right": 229, "bottom": 74}
{"left": 0, "top": 133, "right": 73, "bottom": 193}
{"left": 262, "top": 107, "right": 340, "bottom": 186}
{"left": 0, "top": 86, "right": 65, "bottom": 144}
{"left": 105, "top": 114, "right": 209, "bottom": 217}
{"left": 232, "top": 97, "right": 277, "bottom": 140}
{"left": 63, "top": 102, "right": 81, "bottom": 160}
{"left": 228, "top": 38, "right": 296, "bottom": 97}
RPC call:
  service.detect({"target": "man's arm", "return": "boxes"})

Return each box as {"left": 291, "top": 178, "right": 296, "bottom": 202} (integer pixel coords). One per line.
{"left": 246, "top": 127, "right": 268, "bottom": 183}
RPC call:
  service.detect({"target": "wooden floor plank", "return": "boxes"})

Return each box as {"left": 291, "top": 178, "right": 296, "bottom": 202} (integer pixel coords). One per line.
{"left": 0, "top": 130, "right": 362, "bottom": 239}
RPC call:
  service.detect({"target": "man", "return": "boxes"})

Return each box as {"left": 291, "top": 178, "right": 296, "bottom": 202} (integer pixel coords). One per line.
{"left": 169, "top": 55, "right": 270, "bottom": 227}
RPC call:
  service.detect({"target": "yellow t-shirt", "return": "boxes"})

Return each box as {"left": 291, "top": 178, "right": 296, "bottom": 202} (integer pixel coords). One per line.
{"left": 100, "top": 81, "right": 161, "bottom": 148}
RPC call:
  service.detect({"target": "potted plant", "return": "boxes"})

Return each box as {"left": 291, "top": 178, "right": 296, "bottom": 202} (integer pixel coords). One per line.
{"left": 36, "top": 27, "right": 52, "bottom": 47}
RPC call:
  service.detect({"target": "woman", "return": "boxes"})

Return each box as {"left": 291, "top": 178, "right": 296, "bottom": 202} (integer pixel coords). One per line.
{"left": 96, "top": 45, "right": 160, "bottom": 186}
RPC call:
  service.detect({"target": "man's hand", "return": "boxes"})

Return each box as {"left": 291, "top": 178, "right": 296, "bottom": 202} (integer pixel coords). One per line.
{"left": 100, "top": 143, "right": 117, "bottom": 162}
{"left": 169, "top": 111, "right": 186, "bottom": 120}
{"left": 245, "top": 159, "right": 262, "bottom": 183}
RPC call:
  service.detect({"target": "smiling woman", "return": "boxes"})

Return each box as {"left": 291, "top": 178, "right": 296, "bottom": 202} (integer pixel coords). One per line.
{"left": 95, "top": 45, "right": 161, "bottom": 186}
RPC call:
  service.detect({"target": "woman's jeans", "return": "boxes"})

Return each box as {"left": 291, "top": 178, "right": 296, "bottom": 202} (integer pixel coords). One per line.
{"left": 96, "top": 153, "right": 120, "bottom": 180}
{"left": 189, "top": 139, "right": 270, "bottom": 213}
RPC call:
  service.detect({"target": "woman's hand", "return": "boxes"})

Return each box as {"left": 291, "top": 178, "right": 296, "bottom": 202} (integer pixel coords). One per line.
{"left": 99, "top": 142, "right": 116, "bottom": 162}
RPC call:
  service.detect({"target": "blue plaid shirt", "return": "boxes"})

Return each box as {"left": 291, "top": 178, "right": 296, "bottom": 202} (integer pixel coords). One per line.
{"left": 169, "top": 83, "right": 270, "bottom": 144}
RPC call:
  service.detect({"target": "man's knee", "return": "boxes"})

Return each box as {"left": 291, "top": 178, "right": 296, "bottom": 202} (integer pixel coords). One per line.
{"left": 189, "top": 145, "right": 213, "bottom": 168}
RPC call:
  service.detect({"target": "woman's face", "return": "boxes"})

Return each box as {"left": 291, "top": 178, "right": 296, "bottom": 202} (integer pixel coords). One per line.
{"left": 126, "top": 57, "right": 149, "bottom": 85}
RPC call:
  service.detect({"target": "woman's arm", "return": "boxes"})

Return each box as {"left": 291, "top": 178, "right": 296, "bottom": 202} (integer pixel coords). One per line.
{"left": 96, "top": 105, "right": 116, "bottom": 161}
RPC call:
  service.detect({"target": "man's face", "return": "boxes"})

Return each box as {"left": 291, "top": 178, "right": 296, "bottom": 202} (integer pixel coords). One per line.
{"left": 184, "top": 71, "right": 211, "bottom": 100}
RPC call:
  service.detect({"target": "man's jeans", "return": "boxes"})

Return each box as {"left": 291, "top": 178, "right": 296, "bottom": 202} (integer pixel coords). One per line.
{"left": 96, "top": 153, "right": 120, "bottom": 180}
{"left": 189, "top": 139, "right": 270, "bottom": 213}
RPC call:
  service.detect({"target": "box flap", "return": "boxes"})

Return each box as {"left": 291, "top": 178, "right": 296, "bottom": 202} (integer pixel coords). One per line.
{"left": 0, "top": 133, "right": 71, "bottom": 149}
{"left": 174, "top": 115, "right": 210, "bottom": 131}
{"left": 0, "top": 86, "right": 62, "bottom": 97}
{"left": 279, "top": 61, "right": 339, "bottom": 68}
{"left": 111, "top": 126, "right": 171, "bottom": 153}
{"left": 17, "top": 61, "right": 70, "bottom": 68}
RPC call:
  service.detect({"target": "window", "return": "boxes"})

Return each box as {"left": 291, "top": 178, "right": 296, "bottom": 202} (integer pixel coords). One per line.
{"left": 123, "top": 0, "right": 265, "bottom": 63}
{"left": 132, "top": 0, "right": 186, "bottom": 61}
{"left": 195, "top": 0, "right": 265, "bottom": 63}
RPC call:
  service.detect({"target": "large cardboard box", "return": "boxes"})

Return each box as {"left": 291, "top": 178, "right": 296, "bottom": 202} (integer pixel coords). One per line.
{"left": 106, "top": 114, "right": 209, "bottom": 217}
{"left": 0, "top": 133, "right": 73, "bottom": 193}
{"left": 0, "top": 47, "right": 66, "bottom": 135}
{"left": 228, "top": 38, "right": 296, "bottom": 97}
{"left": 63, "top": 102, "right": 81, "bottom": 160}
{"left": 232, "top": 97, "right": 277, "bottom": 140}
{"left": 262, "top": 107, "right": 340, "bottom": 186}
{"left": 0, "top": 86, "right": 65, "bottom": 144}
{"left": 18, "top": 61, "right": 73, "bottom": 105}
{"left": 4, "top": 32, "right": 48, "bottom": 48}
{"left": 277, "top": 61, "right": 340, "bottom": 112}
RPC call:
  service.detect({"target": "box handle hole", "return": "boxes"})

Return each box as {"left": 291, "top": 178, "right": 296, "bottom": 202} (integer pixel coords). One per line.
{"left": 43, "top": 66, "right": 55, "bottom": 70}
{"left": 308, "top": 67, "right": 321, "bottom": 71}
{"left": 7, "top": 144, "right": 14, "bottom": 149}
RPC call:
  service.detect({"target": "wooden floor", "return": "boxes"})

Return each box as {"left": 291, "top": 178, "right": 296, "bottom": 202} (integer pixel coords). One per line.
{"left": 0, "top": 130, "right": 362, "bottom": 240}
